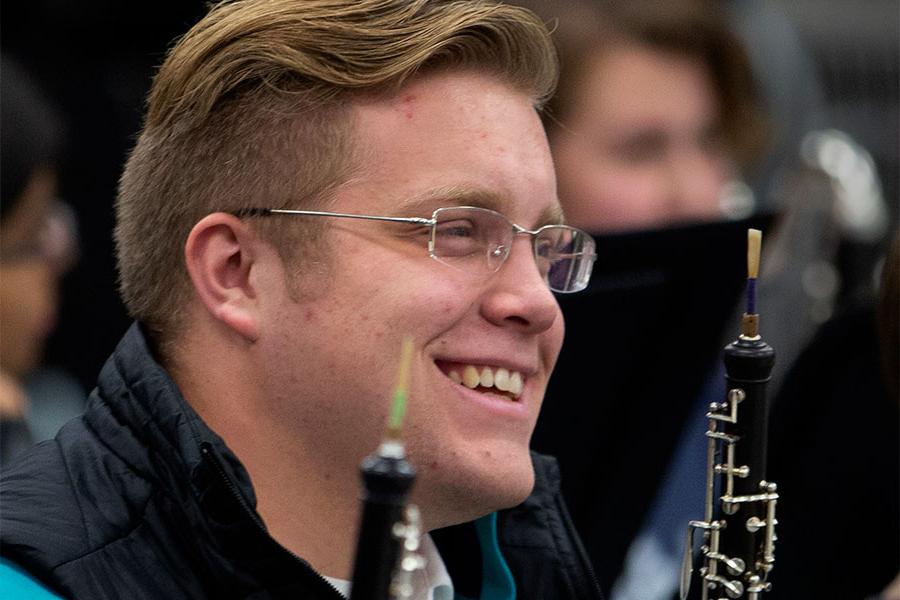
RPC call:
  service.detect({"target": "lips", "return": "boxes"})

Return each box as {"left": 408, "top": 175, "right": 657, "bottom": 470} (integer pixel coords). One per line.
{"left": 435, "top": 361, "right": 524, "bottom": 400}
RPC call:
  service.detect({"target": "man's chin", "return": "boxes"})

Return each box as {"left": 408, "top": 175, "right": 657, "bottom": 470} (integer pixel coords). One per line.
{"left": 418, "top": 454, "right": 536, "bottom": 529}
{"left": 488, "top": 456, "right": 537, "bottom": 508}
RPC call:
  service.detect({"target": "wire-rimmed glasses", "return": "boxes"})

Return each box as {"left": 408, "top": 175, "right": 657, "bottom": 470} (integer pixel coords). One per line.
{"left": 235, "top": 205, "right": 596, "bottom": 293}
{"left": 1, "top": 200, "right": 79, "bottom": 274}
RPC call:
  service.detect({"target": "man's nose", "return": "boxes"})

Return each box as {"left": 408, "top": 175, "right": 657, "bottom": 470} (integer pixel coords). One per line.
{"left": 479, "top": 235, "right": 560, "bottom": 333}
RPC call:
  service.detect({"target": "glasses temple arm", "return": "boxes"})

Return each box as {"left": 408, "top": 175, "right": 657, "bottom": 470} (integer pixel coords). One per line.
{"left": 235, "top": 208, "right": 434, "bottom": 226}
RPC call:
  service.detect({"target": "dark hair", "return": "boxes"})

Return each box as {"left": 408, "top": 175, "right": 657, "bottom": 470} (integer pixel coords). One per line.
{"left": 1, "top": 55, "right": 64, "bottom": 217}
{"left": 518, "top": 0, "right": 769, "bottom": 168}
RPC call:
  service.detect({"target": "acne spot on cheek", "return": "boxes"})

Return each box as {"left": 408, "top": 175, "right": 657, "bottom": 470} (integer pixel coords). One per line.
{"left": 482, "top": 450, "right": 493, "bottom": 459}
{"left": 428, "top": 461, "right": 439, "bottom": 471}
{"left": 304, "top": 309, "right": 315, "bottom": 323}
{"left": 400, "top": 94, "right": 417, "bottom": 119}
{"left": 360, "top": 314, "right": 369, "bottom": 322}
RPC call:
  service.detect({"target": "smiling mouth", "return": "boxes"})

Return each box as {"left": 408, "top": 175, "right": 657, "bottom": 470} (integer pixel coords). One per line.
{"left": 436, "top": 362, "right": 524, "bottom": 401}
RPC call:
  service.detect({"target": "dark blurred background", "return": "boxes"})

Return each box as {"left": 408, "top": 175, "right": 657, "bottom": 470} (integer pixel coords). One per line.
{"left": 2, "top": 1, "right": 207, "bottom": 389}
{"left": 2, "top": 0, "right": 896, "bottom": 392}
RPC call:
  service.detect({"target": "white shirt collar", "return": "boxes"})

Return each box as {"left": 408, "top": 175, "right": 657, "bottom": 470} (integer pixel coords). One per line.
{"left": 324, "top": 533, "right": 453, "bottom": 600}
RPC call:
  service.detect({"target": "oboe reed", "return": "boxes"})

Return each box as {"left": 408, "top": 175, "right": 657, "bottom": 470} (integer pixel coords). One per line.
{"left": 742, "top": 228, "right": 762, "bottom": 338}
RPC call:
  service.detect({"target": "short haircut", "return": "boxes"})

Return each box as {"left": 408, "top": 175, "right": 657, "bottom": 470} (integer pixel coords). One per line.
{"left": 115, "top": 0, "right": 558, "bottom": 355}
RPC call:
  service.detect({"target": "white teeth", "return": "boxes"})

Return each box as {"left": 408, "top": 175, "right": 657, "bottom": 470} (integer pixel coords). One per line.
{"left": 462, "top": 365, "right": 480, "bottom": 389}
{"left": 494, "top": 368, "right": 510, "bottom": 392}
{"left": 509, "top": 372, "right": 523, "bottom": 396}
{"left": 479, "top": 367, "right": 494, "bottom": 388}
{"left": 445, "top": 364, "right": 525, "bottom": 399}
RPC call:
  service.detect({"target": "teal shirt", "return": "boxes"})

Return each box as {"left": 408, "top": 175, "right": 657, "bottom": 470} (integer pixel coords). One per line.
{"left": 452, "top": 513, "right": 516, "bottom": 600}
{"left": 471, "top": 513, "right": 516, "bottom": 600}
{"left": 0, "top": 558, "right": 62, "bottom": 599}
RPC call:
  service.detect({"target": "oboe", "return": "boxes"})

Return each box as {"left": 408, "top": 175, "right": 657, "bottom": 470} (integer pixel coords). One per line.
{"left": 349, "top": 338, "right": 424, "bottom": 600}
{"left": 680, "top": 229, "right": 778, "bottom": 600}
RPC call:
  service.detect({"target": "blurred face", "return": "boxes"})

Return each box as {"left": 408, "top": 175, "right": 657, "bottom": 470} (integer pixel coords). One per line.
{"left": 551, "top": 43, "right": 732, "bottom": 232}
{"left": 0, "top": 169, "right": 64, "bottom": 378}
{"left": 256, "top": 71, "right": 564, "bottom": 527}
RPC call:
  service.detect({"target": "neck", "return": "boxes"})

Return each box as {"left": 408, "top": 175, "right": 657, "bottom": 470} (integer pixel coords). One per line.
{"left": 0, "top": 370, "right": 27, "bottom": 418}
{"left": 172, "top": 329, "right": 365, "bottom": 580}
{"left": 240, "top": 432, "right": 363, "bottom": 579}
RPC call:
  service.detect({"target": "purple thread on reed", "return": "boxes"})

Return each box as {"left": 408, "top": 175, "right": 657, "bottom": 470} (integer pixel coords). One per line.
{"left": 746, "top": 277, "right": 757, "bottom": 314}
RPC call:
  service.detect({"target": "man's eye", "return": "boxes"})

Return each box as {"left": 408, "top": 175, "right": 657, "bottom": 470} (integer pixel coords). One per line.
{"left": 613, "top": 131, "right": 667, "bottom": 164}
{"left": 435, "top": 220, "right": 476, "bottom": 238}
{"left": 433, "top": 219, "right": 484, "bottom": 257}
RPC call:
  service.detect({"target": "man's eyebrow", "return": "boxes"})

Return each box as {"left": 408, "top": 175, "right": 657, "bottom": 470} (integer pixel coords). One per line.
{"left": 394, "top": 186, "right": 509, "bottom": 216}
{"left": 396, "top": 186, "right": 566, "bottom": 227}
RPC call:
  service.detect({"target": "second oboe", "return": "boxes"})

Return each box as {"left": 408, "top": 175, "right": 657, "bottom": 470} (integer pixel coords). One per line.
{"left": 681, "top": 229, "right": 779, "bottom": 600}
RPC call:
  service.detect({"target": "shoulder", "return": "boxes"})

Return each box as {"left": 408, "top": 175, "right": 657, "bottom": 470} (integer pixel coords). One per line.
{"left": 1, "top": 432, "right": 88, "bottom": 562}
{"left": 0, "top": 416, "right": 153, "bottom": 571}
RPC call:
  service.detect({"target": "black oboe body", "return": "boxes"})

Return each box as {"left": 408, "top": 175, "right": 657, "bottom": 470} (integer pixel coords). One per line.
{"left": 681, "top": 229, "right": 780, "bottom": 600}
{"left": 349, "top": 441, "right": 415, "bottom": 600}
{"left": 719, "top": 336, "right": 775, "bottom": 570}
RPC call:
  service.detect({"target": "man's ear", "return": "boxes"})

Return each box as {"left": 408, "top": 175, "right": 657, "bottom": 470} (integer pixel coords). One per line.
{"left": 185, "top": 213, "right": 262, "bottom": 341}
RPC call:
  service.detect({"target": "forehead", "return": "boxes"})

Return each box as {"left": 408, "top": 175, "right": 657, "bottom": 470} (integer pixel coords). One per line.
{"left": 574, "top": 44, "right": 718, "bottom": 130}
{"left": 337, "top": 70, "right": 561, "bottom": 226}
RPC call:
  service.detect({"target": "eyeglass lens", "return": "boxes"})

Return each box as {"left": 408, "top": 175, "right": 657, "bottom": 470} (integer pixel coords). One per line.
{"left": 429, "top": 207, "right": 594, "bottom": 293}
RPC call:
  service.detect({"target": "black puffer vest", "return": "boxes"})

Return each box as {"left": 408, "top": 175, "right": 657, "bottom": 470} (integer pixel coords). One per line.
{"left": 0, "top": 324, "right": 602, "bottom": 599}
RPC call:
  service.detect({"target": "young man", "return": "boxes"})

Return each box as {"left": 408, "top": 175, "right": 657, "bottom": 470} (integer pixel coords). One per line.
{"left": 0, "top": 1, "right": 600, "bottom": 598}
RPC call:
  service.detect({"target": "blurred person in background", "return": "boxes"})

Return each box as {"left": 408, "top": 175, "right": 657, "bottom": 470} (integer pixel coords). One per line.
{"left": 513, "top": 1, "right": 774, "bottom": 596}
{"left": 1, "top": 56, "right": 80, "bottom": 464}
{"left": 512, "top": 0, "right": 816, "bottom": 598}
{"left": 539, "top": 0, "right": 768, "bottom": 233}
{"left": 517, "top": 1, "right": 896, "bottom": 598}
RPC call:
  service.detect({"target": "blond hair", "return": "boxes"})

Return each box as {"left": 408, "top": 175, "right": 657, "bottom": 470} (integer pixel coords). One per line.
{"left": 116, "top": 0, "right": 557, "bottom": 354}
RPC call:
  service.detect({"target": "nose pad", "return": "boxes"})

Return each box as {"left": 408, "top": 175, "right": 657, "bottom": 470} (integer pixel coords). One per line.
{"left": 486, "top": 244, "right": 510, "bottom": 271}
